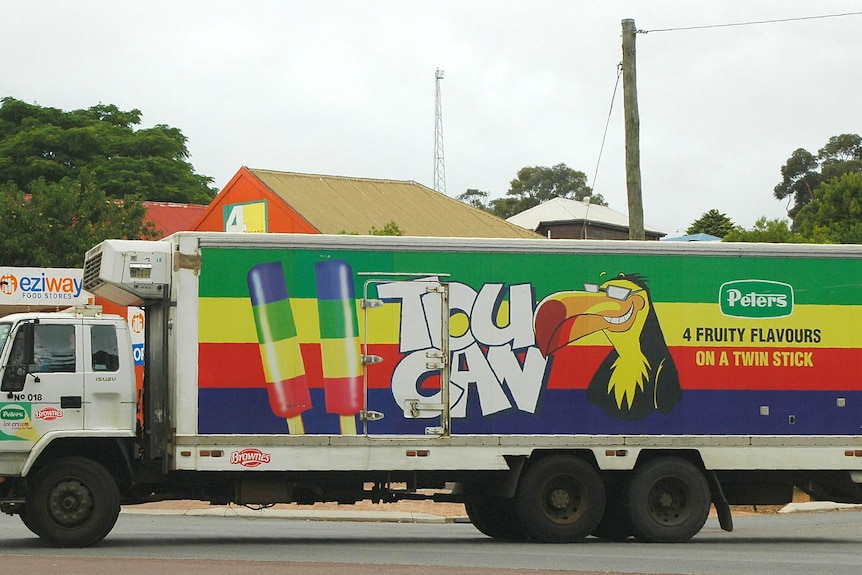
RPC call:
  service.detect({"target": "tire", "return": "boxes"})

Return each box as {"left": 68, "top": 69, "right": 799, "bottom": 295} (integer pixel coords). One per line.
{"left": 465, "top": 495, "right": 526, "bottom": 540}
{"left": 28, "top": 457, "right": 121, "bottom": 547}
{"left": 514, "top": 455, "right": 605, "bottom": 543}
{"left": 628, "top": 457, "right": 711, "bottom": 543}
{"left": 19, "top": 505, "right": 45, "bottom": 538}
{"left": 591, "top": 477, "right": 634, "bottom": 541}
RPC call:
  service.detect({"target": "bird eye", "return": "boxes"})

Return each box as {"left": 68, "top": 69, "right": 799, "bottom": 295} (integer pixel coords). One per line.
{"left": 604, "top": 285, "right": 632, "bottom": 301}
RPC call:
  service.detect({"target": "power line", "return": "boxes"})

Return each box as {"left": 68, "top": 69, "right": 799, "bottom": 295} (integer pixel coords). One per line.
{"left": 584, "top": 62, "right": 623, "bottom": 240}
{"left": 590, "top": 62, "right": 623, "bottom": 196}
{"left": 639, "top": 11, "right": 862, "bottom": 34}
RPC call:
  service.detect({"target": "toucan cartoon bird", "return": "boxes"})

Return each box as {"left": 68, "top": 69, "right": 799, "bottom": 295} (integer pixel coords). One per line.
{"left": 533, "top": 274, "right": 681, "bottom": 421}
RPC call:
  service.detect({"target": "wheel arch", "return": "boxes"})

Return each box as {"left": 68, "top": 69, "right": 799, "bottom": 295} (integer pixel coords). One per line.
{"left": 26, "top": 437, "right": 134, "bottom": 492}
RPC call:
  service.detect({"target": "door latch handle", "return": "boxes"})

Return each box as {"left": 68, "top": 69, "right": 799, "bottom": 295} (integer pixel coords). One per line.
{"left": 60, "top": 396, "right": 82, "bottom": 409}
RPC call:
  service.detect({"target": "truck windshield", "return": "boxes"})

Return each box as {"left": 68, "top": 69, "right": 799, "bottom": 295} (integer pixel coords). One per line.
{"left": 0, "top": 323, "right": 10, "bottom": 353}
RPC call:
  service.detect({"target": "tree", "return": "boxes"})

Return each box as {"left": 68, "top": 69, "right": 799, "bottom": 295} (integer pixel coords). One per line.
{"left": 723, "top": 217, "right": 805, "bottom": 243}
{"left": 774, "top": 134, "right": 862, "bottom": 221}
{"left": 369, "top": 220, "right": 404, "bottom": 236}
{"left": 0, "top": 178, "right": 157, "bottom": 267}
{"left": 793, "top": 172, "right": 862, "bottom": 243}
{"left": 686, "top": 209, "right": 734, "bottom": 238}
{"left": 488, "top": 163, "right": 606, "bottom": 219}
{"left": 0, "top": 97, "right": 217, "bottom": 204}
{"left": 339, "top": 220, "right": 404, "bottom": 236}
{"left": 456, "top": 189, "right": 491, "bottom": 210}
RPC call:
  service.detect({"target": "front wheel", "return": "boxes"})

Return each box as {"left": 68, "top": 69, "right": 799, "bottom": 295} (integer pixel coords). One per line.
{"left": 514, "top": 455, "right": 605, "bottom": 543}
{"left": 27, "top": 457, "right": 121, "bottom": 547}
{"left": 628, "top": 457, "right": 711, "bottom": 543}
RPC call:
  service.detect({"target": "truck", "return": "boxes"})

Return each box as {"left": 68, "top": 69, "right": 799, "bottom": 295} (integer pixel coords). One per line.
{"left": 1, "top": 232, "right": 862, "bottom": 547}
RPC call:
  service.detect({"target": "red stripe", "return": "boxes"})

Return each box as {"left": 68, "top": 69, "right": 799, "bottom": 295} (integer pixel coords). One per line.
{"left": 672, "top": 346, "right": 859, "bottom": 390}
{"left": 198, "top": 343, "right": 401, "bottom": 389}
{"left": 198, "top": 343, "right": 862, "bottom": 392}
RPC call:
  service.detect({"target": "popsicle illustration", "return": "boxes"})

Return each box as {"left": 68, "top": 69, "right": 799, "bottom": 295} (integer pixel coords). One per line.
{"left": 247, "top": 261, "right": 310, "bottom": 434}
{"left": 315, "top": 259, "right": 363, "bottom": 435}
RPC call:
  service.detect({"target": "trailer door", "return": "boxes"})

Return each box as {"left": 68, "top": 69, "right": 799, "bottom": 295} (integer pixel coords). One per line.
{"left": 361, "top": 275, "right": 451, "bottom": 437}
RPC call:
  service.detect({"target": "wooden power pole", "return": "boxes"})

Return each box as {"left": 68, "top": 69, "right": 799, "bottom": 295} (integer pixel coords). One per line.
{"left": 622, "top": 18, "right": 645, "bottom": 240}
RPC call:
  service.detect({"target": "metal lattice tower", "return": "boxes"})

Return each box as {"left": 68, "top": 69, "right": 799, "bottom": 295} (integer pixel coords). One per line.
{"left": 433, "top": 68, "right": 446, "bottom": 195}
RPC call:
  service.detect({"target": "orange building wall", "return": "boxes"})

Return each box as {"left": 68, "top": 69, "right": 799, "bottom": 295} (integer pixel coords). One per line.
{"left": 192, "top": 167, "right": 318, "bottom": 234}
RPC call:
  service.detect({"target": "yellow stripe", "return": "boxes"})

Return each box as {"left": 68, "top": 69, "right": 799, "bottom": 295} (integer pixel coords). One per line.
{"left": 200, "top": 298, "right": 862, "bottom": 349}
{"left": 199, "top": 297, "right": 402, "bottom": 344}
{"left": 656, "top": 303, "right": 862, "bottom": 348}
{"left": 198, "top": 298, "right": 257, "bottom": 343}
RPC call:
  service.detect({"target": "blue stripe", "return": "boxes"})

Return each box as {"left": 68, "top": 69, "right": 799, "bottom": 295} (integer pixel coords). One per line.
{"left": 198, "top": 388, "right": 862, "bottom": 436}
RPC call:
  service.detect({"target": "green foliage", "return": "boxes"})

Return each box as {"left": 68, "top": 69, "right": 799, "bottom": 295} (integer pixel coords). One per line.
{"left": 488, "top": 163, "right": 605, "bottom": 219}
{"left": 339, "top": 220, "right": 404, "bottom": 236}
{"left": 793, "top": 172, "right": 862, "bottom": 243}
{"left": 723, "top": 217, "right": 806, "bottom": 243}
{"left": 686, "top": 209, "right": 734, "bottom": 238}
{"left": 369, "top": 220, "right": 404, "bottom": 236}
{"left": 0, "top": 179, "right": 157, "bottom": 267}
{"left": 774, "top": 134, "right": 862, "bottom": 221}
{"left": 456, "top": 189, "right": 491, "bottom": 210}
{"left": 0, "top": 97, "right": 217, "bottom": 204}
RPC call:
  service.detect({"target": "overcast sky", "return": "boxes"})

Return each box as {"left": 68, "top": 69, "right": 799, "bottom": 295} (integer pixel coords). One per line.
{"left": 5, "top": 1, "right": 862, "bottom": 235}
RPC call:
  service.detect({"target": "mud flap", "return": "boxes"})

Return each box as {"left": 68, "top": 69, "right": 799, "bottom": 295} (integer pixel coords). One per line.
{"left": 708, "top": 470, "right": 734, "bottom": 532}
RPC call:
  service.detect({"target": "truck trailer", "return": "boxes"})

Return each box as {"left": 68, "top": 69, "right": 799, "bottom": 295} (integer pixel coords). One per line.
{"left": 1, "top": 232, "right": 862, "bottom": 546}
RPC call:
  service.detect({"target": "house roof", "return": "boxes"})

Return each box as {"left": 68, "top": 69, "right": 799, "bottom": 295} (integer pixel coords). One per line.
{"left": 144, "top": 201, "right": 207, "bottom": 239}
{"left": 246, "top": 168, "right": 541, "bottom": 239}
{"left": 506, "top": 197, "right": 664, "bottom": 235}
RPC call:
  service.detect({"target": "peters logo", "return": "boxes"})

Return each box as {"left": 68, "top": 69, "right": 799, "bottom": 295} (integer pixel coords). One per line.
{"left": 35, "top": 407, "right": 64, "bottom": 421}
{"left": 0, "top": 406, "right": 26, "bottom": 421}
{"left": 230, "top": 448, "right": 272, "bottom": 468}
{"left": 720, "top": 280, "right": 794, "bottom": 319}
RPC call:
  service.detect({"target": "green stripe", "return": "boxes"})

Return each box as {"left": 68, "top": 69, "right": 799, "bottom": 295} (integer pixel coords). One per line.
{"left": 200, "top": 246, "right": 862, "bottom": 306}
{"left": 316, "top": 299, "right": 358, "bottom": 339}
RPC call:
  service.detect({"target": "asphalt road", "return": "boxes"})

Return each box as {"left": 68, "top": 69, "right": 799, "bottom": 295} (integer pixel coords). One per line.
{"left": 1, "top": 508, "right": 861, "bottom": 575}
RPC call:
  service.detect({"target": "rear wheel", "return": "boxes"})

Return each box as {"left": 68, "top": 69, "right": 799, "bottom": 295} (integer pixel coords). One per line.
{"left": 628, "top": 457, "right": 711, "bottom": 543}
{"left": 28, "top": 457, "right": 121, "bottom": 547}
{"left": 514, "top": 455, "right": 605, "bottom": 543}
{"left": 465, "top": 495, "right": 526, "bottom": 540}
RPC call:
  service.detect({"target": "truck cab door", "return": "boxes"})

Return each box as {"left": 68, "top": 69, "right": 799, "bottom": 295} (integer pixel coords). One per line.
{"left": 361, "top": 275, "right": 451, "bottom": 437}
{"left": 83, "top": 322, "right": 136, "bottom": 432}
{"left": 0, "top": 321, "right": 84, "bottom": 448}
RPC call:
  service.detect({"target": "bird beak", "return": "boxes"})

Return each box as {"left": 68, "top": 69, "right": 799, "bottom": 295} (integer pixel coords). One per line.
{"left": 533, "top": 290, "right": 632, "bottom": 357}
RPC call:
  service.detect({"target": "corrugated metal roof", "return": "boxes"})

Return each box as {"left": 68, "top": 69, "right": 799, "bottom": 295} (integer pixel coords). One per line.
{"left": 507, "top": 197, "right": 664, "bottom": 234}
{"left": 248, "top": 169, "right": 541, "bottom": 239}
{"left": 144, "top": 201, "right": 207, "bottom": 239}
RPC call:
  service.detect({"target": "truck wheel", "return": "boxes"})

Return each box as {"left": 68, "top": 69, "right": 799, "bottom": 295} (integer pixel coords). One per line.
{"left": 514, "top": 455, "right": 605, "bottom": 543}
{"left": 465, "top": 496, "right": 526, "bottom": 540}
{"left": 19, "top": 506, "right": 44, "bottom": 537}
{"left": 28, "top": 457, "right": 121, "bottom": 547}
{"left": 627, "top": 457, "right": 711, "bottom": 543}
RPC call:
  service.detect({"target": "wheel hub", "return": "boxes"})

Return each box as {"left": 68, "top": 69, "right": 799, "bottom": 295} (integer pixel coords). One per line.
{"left": 47, "top": 479, "right": 94, "bottom": 528}
{"left": 549, "top": 488, "right": 571, "bottom": 510}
